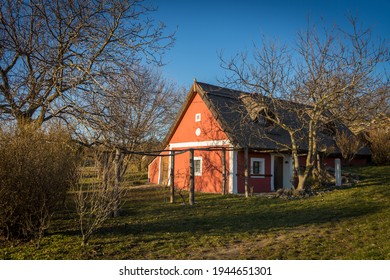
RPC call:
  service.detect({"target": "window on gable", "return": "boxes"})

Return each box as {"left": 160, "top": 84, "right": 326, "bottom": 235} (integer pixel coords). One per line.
{"left": 254, "top": 111, "right": 275, "bottom": 127}
{"left": 194, "top": 157, "right": 202, "bottom": 176}
{"left": 250, "top": 158, "right": 265, "bottom": 178}
{"left": 195, "top": 113, "right": 201, "bottom": 122}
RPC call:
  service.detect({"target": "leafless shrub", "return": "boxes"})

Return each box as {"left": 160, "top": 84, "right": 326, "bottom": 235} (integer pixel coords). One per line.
{"left": 0, "top": 127, "right": 79, "bottom": 243}
{"left": 335, "top": 130, "right": 364, "bottom": 165}
{"left": 368, "top": 128, "right": 390, "bottom": 165}
{"left": 73, "top": 149, "right": 126, "bottom": 245}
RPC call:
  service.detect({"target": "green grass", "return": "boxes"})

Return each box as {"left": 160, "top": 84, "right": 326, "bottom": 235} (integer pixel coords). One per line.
{"left": 1, "top": 166, "right": 389, "bottom": 260}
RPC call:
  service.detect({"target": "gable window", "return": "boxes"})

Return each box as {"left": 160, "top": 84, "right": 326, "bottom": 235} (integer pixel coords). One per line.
{"left": 250, "top": 158, "right": 265, "bottom": 178}
{"left": 195, "top": 113, "right": 201, "bottom": 122}
{"left": 194, "top": 157, "right": 202, "bottom": 176}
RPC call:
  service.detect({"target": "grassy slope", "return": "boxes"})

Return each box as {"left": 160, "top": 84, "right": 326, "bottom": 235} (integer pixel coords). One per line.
{"left": 1, "top": 166, "right": 389, "bottom": 260}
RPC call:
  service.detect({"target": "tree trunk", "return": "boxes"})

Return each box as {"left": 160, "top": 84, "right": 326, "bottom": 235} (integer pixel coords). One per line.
{"left": 101, "top": 152, "right": 109, "bottom": 190}
{"left": 16, "top": 114, "right": 41, "bottom": 130}
{"left": 290, "top": 134, "right": 300, "bottom": 189}
{"left": 296, "top": 174, "right": 307, "bottom": 190}
{"left": 113, "top": 148, "right": 121, "bottom": 217}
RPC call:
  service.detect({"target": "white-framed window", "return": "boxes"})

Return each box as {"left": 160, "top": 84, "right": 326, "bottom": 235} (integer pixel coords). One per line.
{"left": 250, "top": 157, "right": 265, "bottom": 178}
{"left": 195, "top": 113, "right": 201, "bottom": 122}
{"left": 194, "top": 156, "right": 202, "bottom": 176}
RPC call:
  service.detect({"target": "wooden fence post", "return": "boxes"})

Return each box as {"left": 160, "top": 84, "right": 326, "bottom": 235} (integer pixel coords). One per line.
{"left": 170, "top": 150, "right": 175, "bottom": 203}
{"left": 189, "top": 148, "right": 195, "bottom": 205}
{"left": 244, "top": 147, "right": 249, "bottom": 198}
{"left": 113, "top": 148, "right": 121, "bottom": 217}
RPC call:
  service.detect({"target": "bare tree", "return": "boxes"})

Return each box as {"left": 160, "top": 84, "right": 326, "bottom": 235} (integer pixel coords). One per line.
{"left": 82, "top": 65, "right": 180, "bottom": 149}
{"left": 74, "top": 64, "right": 181, "bottom": 215}
{"left": 221, "top": 17, "right": 389, "bottom": 190}
{"left": 0, "top": 0, "right": 175, "bottom": 127}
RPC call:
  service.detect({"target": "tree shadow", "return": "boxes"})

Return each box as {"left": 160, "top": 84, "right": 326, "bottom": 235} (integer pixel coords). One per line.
{"left": 96, "top": 195, "right": 382, "bottom": 238}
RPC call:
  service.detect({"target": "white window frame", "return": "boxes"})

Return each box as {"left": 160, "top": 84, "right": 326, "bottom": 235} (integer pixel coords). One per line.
{"left": 194, "top": 156, "right": 202, "bottom": 176}
{"left": 250, "top": 157, "right": 265, "bottom": 178}
{"left": 195, "top": 113, "right": 201, "bottom": 122}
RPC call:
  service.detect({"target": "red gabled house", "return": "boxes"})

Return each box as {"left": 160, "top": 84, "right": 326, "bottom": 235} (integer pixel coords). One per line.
{"left": 148, "top": 81, "right": 370, "bottom": 194}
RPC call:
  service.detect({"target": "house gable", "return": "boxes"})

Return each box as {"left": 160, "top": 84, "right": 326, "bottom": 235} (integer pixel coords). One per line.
{"left": 168, "top": 88, "right": 229, "bottom": 145}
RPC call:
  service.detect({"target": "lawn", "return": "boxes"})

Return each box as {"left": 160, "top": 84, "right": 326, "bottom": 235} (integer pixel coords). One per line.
{"left": 1, "top": 166, "right": 389, "bottom": 260}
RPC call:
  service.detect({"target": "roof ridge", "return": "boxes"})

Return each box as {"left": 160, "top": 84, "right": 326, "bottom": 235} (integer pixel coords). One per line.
{"left": 195, "top": 81, "right": 247, "bottom": 95}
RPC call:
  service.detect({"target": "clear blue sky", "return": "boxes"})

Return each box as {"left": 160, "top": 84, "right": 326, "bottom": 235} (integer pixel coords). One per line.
{"left": 153, "top": 0, "right": 390, "bottom": 89}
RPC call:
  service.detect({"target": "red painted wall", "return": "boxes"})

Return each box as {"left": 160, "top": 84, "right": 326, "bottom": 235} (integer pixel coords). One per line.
{"left": 148, "top": 156, "right": 160, "bottom": 184}
{"left": 148, "top": 92, "right": 231, "bottom": 193}
{"left": 169, "top": 92, "right": 231, "bottom": 193}
{"left": 170, "top": 93, "right": 227, "bottom": 144}
{"left": 324, "top": 156, "right": 368, "bottom": 168}
{"left": 236, "top": 151, "right": 272, "bottom": 193}
{"left": 171, "top": 147, "right": 230, "bottom": 193}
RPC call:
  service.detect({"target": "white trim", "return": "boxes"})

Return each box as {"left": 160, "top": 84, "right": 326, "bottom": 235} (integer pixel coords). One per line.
{"left": 229, "top": 149, "right": 234, "bottom": 194}
{"left": 250, "top": 157, "right": 265, "bottom": 178}
{"left": 233, "top": 151, "right": 238, "bottom": 194}
{"left": 228, "top": 148, "right": 238, "bottom": 194}
{"left": 170, "top": 140, "right": 231, "bottom": 149}
{"left": 194, "top": 156, "right": 202, "bottom": 176}
{"left": 195, "top": 113, "right": 201, "bottom": 122}
{"left": 284, "top": 155, "right": 293, "bottom": 189}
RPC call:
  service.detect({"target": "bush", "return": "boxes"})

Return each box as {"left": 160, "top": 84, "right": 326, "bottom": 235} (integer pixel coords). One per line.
{"left": 368, "top": 128, "right": 390, "bottom": 165}
{"left": 0, "top": 127, "right": 79, "bottom": 241}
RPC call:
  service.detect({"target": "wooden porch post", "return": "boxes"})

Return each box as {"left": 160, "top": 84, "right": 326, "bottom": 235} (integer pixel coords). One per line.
{"left": 170, "top": 150, "right": 175, "bottom": 203}
{"left": 189, "top": 149, "right": 195, "bottom": 205}
{"left": 222, "top": 147, "right": 227, "bottom": 195}
{"left": 244, "top": 147, "right": 249, "bottom": 198}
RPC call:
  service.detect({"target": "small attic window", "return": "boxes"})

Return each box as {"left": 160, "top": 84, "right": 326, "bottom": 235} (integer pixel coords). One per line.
{"left": 253, "top": 111, "right": 275, "bottom": 127}
{"left": 195, "top": 113, "right": 201, "bottom": 122}
{"left": 254, "top": 114, "right": 267, "bottom": 125}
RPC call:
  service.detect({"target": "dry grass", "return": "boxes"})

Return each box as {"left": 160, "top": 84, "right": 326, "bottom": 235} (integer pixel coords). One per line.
{"left": 1, "top": 166, "right": 389, "bottom": 260}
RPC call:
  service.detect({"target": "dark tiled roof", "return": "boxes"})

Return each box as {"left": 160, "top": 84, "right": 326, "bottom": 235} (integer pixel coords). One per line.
{"left": 196, "top": 82, "right": 370, "bottom": 155}
{"left": 164, "top": 81, "right": 370, "bottom": 155}
{"left": 197, "top": 82, "right": 298, "bottom": 150}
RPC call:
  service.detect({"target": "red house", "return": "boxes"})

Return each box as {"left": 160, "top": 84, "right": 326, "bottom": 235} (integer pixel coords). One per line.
{"left": 148, "top": 81, "right": 370, "bottom": 194}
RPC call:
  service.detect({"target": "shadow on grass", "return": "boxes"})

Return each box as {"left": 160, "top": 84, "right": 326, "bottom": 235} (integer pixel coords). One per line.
{"left": 96, "top": 196, "right": 382, "bottom": 238}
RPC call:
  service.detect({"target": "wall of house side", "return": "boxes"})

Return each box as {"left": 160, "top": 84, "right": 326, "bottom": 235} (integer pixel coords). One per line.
{"left": 170, "top": 147, "right": 231, "bottom": 193}
{"left": 149, "top": 92, "right": 233, "bottom": 193}
{"left": 236, "top": 151, "right": 272, "bottom": 193}
{"left": 297, "top": 154, "right": 369, "bottom": 170}
{"left": 169, "top": 92, "right": 232, "bottom": 193}
{"left": 323, "top": 156, "right": 369, "bottom": 168}
{"left": 148, "top": 156, "right": 161, "bottom": 184}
